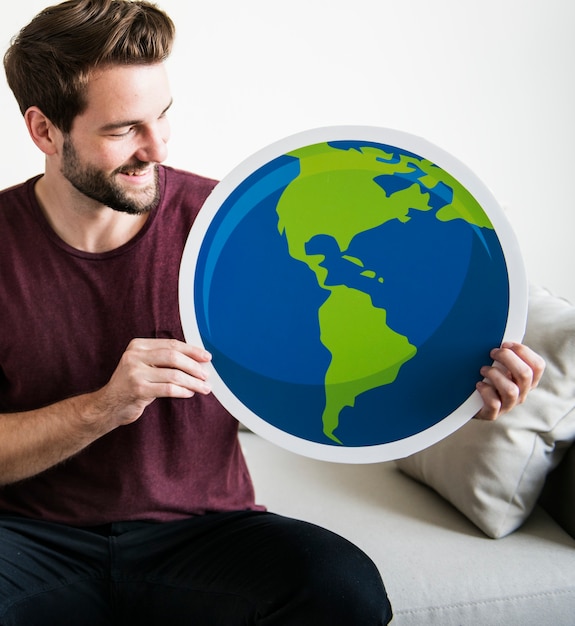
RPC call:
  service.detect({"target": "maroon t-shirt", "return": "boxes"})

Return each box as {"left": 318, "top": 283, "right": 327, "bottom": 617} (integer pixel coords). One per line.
{"left": 0, "top": 166, "right": 263, "bottom": 525}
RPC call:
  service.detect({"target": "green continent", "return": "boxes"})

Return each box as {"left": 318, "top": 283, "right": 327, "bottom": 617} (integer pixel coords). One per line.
{"left": 275, "top": 142, "right": 492, "bottom": 444}
{"left": 277, "top": 144, "right": 434, "bottom": 270}
{"left": 319, "top": 287, "right": 416, "bottom": 444}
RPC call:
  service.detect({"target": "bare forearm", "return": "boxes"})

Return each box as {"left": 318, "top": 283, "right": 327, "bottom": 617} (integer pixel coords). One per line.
{"left": 0, "top": 392, "right": 115, "bottom": 486}
{"left": 0, "top": 339, "right": 212, "bottom": 486}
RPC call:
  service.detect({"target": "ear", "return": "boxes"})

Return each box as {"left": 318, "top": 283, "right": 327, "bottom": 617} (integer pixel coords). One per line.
{"left": 24, "top": 106, "right": 62, "bottom": 156}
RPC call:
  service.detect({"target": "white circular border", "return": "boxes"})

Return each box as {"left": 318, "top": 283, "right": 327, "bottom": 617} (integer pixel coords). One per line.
{"left": 179, "top": 126, "right": 528, "bottom": 463}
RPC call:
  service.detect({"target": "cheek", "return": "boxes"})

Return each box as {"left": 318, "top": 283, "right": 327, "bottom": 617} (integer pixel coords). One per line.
{"left": 95, "top": 142, "right": 139, "bottom": 171}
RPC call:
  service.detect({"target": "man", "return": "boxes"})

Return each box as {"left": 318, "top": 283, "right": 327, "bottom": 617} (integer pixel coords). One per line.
{"left": 0, "top": 1, "right": 544, "bottom": 624}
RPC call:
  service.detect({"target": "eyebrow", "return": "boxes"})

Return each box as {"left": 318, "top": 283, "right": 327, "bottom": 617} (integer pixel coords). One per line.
{"left": 99, "top": 99, "right": 173, "bottom": 132}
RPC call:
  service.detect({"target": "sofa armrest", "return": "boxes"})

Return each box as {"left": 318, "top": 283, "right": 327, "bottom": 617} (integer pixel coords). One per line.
{"left": 539, "top": 444, "right": 575, "bottom": 539}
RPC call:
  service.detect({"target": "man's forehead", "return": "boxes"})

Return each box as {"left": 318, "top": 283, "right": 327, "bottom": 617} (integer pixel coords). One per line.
{"left": 79, "top": 64, "right": 172, "bottom": 126}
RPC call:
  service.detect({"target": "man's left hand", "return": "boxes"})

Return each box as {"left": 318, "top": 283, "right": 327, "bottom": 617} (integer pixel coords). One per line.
{"left": 474, "top": 342, "right": 546, "bottom": 421}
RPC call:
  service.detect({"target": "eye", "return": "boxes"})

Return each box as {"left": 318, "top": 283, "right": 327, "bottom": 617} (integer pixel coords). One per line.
{"left": 110, "top": 127, "right": 136, "bottom": 138}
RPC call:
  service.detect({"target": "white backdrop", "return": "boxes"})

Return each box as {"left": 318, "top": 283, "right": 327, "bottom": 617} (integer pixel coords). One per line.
{"left": 2, "top": 0, "right": 574, "bottom": 303}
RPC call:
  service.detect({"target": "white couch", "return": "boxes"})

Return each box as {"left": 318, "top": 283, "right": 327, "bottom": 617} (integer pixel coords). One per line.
{"left": 239, "top": 285, "right": 575, "bottom": 625}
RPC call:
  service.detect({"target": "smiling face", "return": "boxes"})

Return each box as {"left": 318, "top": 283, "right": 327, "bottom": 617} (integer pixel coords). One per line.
{"left": 60, "top": 63, "right": 172, "bottom": 215}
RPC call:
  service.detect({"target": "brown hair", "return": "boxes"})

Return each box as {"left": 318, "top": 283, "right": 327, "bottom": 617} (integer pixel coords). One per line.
{"left": 4, "top": 0, "right": 175, "bottom": 133}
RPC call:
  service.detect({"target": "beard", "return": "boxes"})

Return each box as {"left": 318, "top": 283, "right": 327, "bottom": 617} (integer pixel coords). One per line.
{"left": 61, "top": 136, "right": 160, "bottom": 215}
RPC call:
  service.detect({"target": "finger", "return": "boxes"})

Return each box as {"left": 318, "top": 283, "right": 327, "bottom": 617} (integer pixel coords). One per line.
{"left": 152, "top": 347, "right": 211, "bottom": 381}
{"left": 144, "top": 365, "right": 212, "bottom": 397}
{"left": 128, "top": 338, "right": 212, "bottom": 365}
{"left": 474, "top": 380, "right": 502, "bottom": 421}
{"left": 128, "top": 339, "right": 212, "bottom": 380}
{"left": 479, "top": 363, "right": 521, "bottom": 414}
{"left": 178, "top": 342, "right": 213, "bottom": 364}
{"left": 489, "top": 342, "right": 545, "bottom": 402}
{"left": 124, "top": 339, "right": 213, "bottom": 396}
{"left": 499, "top": 342, "right": 546, "bottom": 388}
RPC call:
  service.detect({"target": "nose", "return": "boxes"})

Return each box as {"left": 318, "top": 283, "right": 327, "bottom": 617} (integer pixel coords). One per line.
{"left": 135, "top": 121, "right": 170, "bottom": 164}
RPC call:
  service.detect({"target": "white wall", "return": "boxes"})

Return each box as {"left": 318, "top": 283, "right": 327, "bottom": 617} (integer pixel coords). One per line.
{"left": 2, "top": 0, "right": 574, "bottom": 302}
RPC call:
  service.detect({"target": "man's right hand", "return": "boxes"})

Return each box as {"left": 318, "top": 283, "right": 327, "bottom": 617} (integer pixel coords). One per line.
{"left": 91, "top": 338, "right": 213, "bottom": 428}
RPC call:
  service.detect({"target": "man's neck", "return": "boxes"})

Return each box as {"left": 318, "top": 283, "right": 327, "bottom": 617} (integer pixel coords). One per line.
{"left": 34, "top": 174, "right": 150, "bottom": 253}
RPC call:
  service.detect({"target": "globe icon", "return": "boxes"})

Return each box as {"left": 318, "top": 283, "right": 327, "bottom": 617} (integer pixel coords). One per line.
{"left": 179, "top": 127, "right": 527, "bottom": 462}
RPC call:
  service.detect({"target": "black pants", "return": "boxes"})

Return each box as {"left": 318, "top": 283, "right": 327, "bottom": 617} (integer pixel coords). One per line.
{"left": 0, "top": 511, "right": 392, "bottom": 625}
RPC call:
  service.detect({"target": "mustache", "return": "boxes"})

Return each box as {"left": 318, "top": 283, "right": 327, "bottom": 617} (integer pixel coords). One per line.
{"left": 115, "top": 161, "right": 155, "bottom": 175}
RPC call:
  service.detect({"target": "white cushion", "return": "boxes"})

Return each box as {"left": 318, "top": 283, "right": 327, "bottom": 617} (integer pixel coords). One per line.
{"left": 396, "top": 284, "right": 575, "bottom": 538}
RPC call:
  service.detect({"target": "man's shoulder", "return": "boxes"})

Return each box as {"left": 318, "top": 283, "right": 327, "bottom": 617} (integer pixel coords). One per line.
{"left": 0, "top": 177, "right": 39, "bottom": 223}
{"left": 0, "top": 178, "right": 34, "bottom": 201}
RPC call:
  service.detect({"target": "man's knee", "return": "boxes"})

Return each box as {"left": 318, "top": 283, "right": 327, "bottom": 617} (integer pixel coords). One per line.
{"left": 304, "top": 532, "right": 392, "bottom": 624}
{"left": 266, "top": 517, "right": 393, "bottom": 624}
